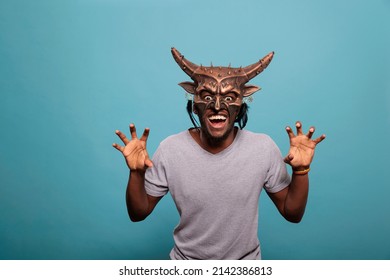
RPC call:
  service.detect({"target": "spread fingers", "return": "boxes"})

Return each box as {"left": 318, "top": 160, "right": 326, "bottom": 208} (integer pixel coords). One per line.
{"left": 313, "top": 134, "right": 326, "bottom": 145}
{"left": 115, "top": 130, "right": 130, "bottom": 145}
{"left": 295, "top": 121, "right": 303, "bottom": 135}
{"left": 112, "top": 142, "right": 124, "bottom": 152}
{"left": 306, "top": 126, "right": 315, "bottom": 139}
{"left": 139, "top": 128, "right": 150, "bottom": 142}
{"left": 285, "top": 126, "right": 295, "bottom": 139}
{"left": 129, "top": 124, "right": 138, "bottom": 139}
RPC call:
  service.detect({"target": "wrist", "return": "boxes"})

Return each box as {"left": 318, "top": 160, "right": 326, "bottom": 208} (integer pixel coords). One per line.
{"left": 292, "top": 166, "right": 310, "bottom": 175}
{"left": 129, "top": 168, "right": 147, "bottom": 176}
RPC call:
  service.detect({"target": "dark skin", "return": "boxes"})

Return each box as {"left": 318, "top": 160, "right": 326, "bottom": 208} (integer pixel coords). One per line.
{"left": 271, "top": 122, "right": 325, "bottom": 222}
{"left": 113, "top": 105, "right": 325, "bottom": 222}
{"left": 113, "top": 125, "right": 161, "bottom": 222}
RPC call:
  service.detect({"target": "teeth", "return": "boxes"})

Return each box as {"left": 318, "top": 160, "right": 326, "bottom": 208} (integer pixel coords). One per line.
{"left": 209, "top": 115, "right": 226, "bottom": 121}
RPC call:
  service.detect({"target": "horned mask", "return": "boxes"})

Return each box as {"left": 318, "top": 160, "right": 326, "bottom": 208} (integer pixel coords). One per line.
{"left": 171, "top": 47, "right": 274, "bottom": 107}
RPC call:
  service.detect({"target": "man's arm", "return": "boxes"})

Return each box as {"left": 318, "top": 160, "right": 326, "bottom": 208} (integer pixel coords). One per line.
{"left": 126, "top": 170, "right": 162, "bottom": 222}
{"left": 268, "top": 121, "right": 325, "bottom": 223}
{"left": 267, "top": 173, "right": 309, "bottom": 223}
{"left": 113, "top": 124, "right": 161, "bottom": 222}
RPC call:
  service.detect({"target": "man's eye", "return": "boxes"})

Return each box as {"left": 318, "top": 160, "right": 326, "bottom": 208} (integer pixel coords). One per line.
{"left": 204, "top": 96, "right": 213, "bottom": 101}
{"left": 224, "top": 96, "right": 233, "bottom": 102}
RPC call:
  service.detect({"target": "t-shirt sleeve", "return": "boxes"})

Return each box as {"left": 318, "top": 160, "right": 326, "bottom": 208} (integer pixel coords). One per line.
{"left": 144, "top": 145, "right": 169, "bottom": 197}
{"left": 264, "top": 137, "right": 291, "bottom": 193}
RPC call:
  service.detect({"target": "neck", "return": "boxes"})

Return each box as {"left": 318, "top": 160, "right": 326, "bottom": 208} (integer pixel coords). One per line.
{"left": 190, "top": 127, "right": 238, "bottom": 154}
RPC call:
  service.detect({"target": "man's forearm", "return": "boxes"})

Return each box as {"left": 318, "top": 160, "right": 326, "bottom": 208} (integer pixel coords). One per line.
{"left": 284, "top": 173, "right": 309, "bottom": 223}
{"left": 126, "top": 170, "right": 150, "bottom": 222}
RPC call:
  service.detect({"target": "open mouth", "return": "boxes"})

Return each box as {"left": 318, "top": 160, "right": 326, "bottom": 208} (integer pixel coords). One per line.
{"left": 208, "top": 115, "right": 227, "bottom": 128}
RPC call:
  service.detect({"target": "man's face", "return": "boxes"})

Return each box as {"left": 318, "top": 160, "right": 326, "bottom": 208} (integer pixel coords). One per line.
{"left": 193, "top": 86, "right": 242, "bottom": 143}
{"left": 171, "top": 48, "right": 275, "bottom": 139}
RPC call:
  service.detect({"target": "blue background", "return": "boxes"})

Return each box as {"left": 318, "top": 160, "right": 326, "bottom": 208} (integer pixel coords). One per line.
{"left": 1, "top": 0, "right": 389, "bottom": 260}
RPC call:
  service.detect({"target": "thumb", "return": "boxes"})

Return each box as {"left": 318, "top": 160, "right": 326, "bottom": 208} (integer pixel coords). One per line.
{"left": 145, "top": 158, "right": 153, "bottom": 168}
{"left": 284, "top": 153, "right": 294, "bottom": 164}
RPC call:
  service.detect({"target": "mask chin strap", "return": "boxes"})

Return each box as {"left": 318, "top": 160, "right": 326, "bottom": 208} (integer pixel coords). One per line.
{"left": 186, "top": 100, "right": 200, "bottom": 128}
{"left": 235, "top": 103, "right": 249, "bottom": 129}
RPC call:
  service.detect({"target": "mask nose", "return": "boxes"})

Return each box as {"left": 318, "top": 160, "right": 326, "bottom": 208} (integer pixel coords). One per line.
{"left": 214, "top": 96, "right": 221, "bottom": 111}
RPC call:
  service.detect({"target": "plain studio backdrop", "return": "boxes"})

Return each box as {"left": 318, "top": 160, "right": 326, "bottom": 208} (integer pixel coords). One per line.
{"left": 1, "top": 0, "right": 389, "bottom": 260}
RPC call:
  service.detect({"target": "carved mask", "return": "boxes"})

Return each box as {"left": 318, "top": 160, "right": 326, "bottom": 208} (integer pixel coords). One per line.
{"left": 171, "top": 47, "right": 274, "bottom": 108}
{"left": 171, "top": 47, "right": 274, "bottom": 141}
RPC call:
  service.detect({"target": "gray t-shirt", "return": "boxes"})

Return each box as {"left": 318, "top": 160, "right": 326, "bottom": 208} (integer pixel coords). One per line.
{"left": 145, "top": 128, "right": 291, "bottom": 260}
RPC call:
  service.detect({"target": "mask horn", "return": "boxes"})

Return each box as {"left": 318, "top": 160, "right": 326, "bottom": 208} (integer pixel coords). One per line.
{"left": 243, "top": 51, "right": 274, "bottom": 82}
{"left": 171, "top": 47, "right": 200, "bottom": 78}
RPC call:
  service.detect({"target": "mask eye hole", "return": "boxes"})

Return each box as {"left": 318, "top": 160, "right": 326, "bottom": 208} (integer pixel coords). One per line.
{"left": 199, "top": 91, "right": 214, "bottom": 101}
{"left": 224, "top": 92, "right": 238, "bottom": 103}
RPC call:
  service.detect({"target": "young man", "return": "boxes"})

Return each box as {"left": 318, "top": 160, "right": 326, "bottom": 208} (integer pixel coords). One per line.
{"left": 113, "top": 48, "right": 325, "bottom": 260}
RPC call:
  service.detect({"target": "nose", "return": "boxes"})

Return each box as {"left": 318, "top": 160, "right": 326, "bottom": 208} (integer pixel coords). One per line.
{"left": 214, "top": 96, "right": 221, "bottom": 111}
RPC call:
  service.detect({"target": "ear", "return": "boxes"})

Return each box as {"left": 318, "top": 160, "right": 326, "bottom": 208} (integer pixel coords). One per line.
{"left": 179, "top": 81, "right": 196, "bottom": 94}
{"left": 242, "top": 85, "right": 261, "bottom": 97}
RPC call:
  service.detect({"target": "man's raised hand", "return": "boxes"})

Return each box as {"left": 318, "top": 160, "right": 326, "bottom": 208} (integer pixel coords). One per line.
{"left": 284, "top": 121, "right": 325, "bottom": 171}
{"left": 113, "top": 124, "right": 153, "bottom": 171}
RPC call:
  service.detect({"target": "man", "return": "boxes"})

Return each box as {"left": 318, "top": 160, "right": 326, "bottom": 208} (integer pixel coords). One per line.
{"left": 113, "top": 48, "right": 325, "bottom": 259}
